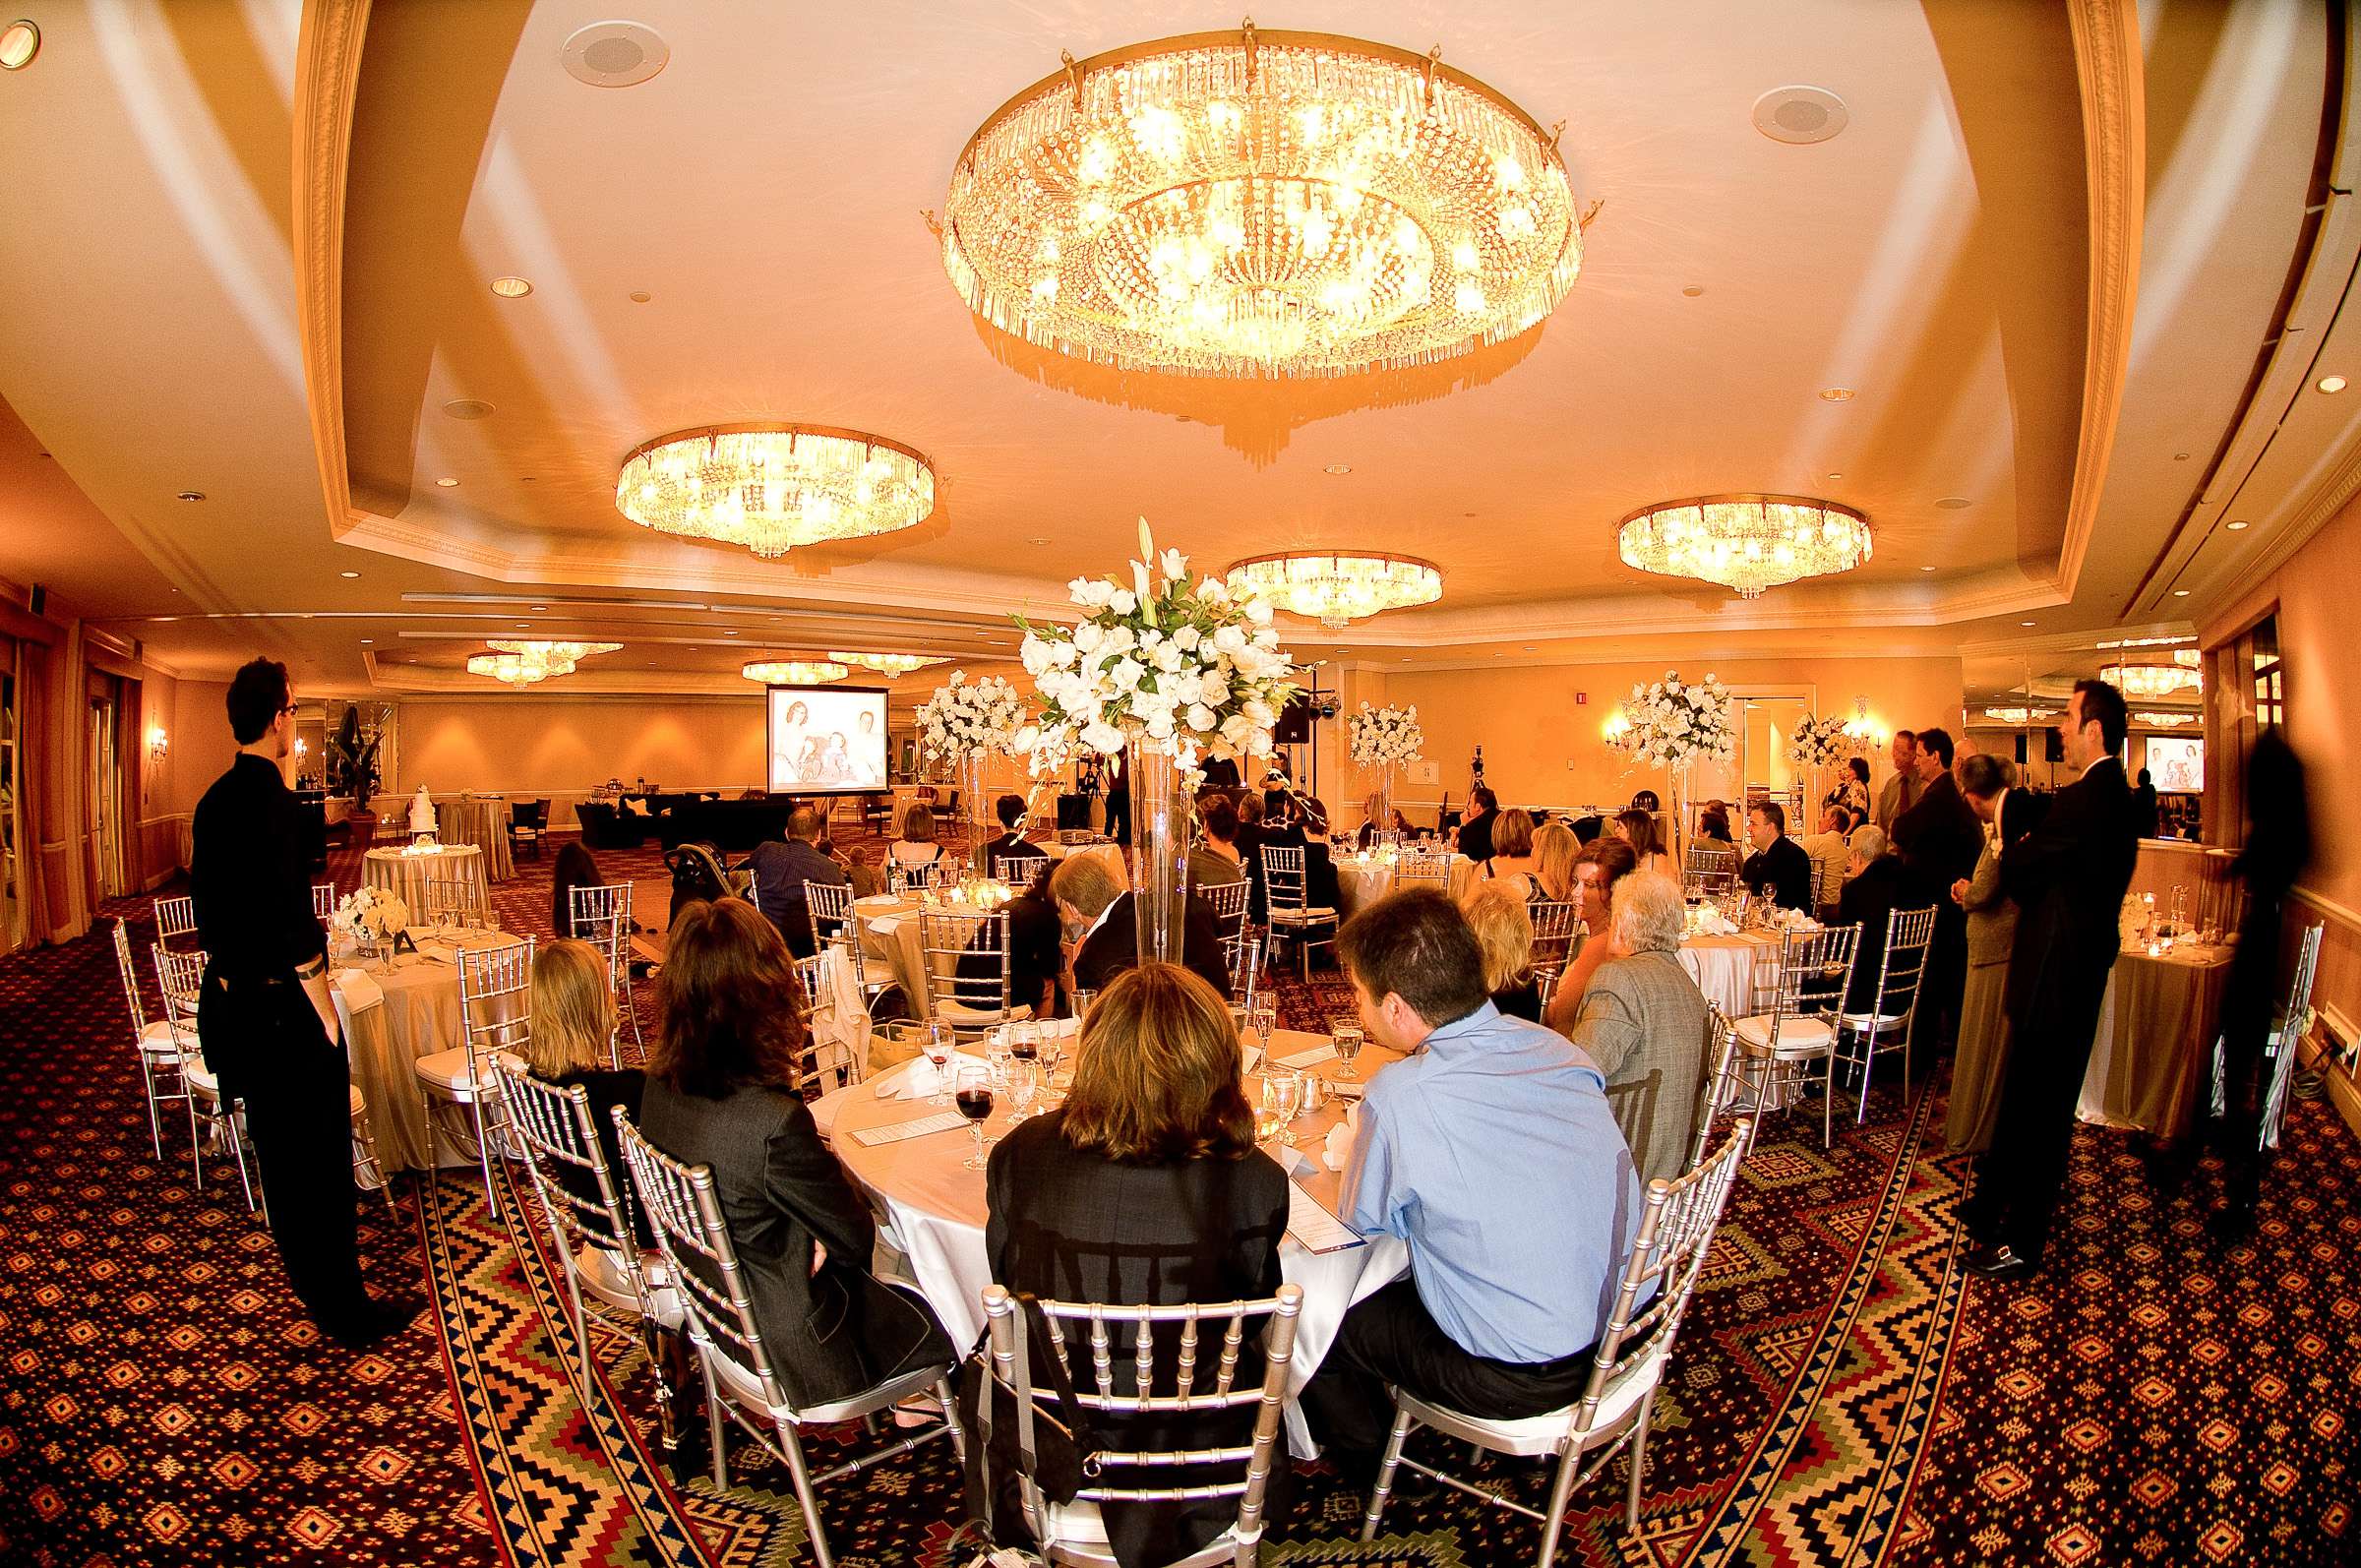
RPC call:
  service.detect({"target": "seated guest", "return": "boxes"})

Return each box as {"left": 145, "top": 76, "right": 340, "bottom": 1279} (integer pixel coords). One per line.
{"left": 1836, "top": 823, "right": 1917, "bottom": 1012}
{"left": 636, "top": 899, "right": 952, "bottom": 1409}
{"left": 552, "top": 837, "right": 608, "bottom": 939}
{"left": 978, "top": 793, "right": 1048, "bottom": 880}
{"left": 744, "top": 805, "right": 849, "bottom": 957}
{"left": 839, "top": 843, "right": 884, "bottom": 900}
{"left": 961, "top": 857, "right": 1063, "bottom": 1019}
{"left": 1248, "top": 789, "right": 1339, "bottom": 916}
{"left": 1459, "top": 879, "right": 1543, "bottom": 1021}
{"left": 1053, "top": 847, "right": 1230, "bottom": 997}
{"left": 1303, "top": 889, "right": 1644, "bottom": 1470}
{"left": 1559, "top": 874, "right": 1711, "bottom": 1187}
{"left": 1542, "top": 837, "right": 1639, "bottom": 1030}
{"left": 890, "top": 803, "right": 944, "bottom": 871}
{"left": 526, "top": 938, "right": 646, "bottom": 1245}
{"left": 1453, "top": 786, "right": 1501, "bottom": 863}
{"left": 1741, "top": 801, "right": 1814, "bottom": 912}
{"left": 1795, "top": 805, "right": 1852, "bottom": 918}
{"left": 1611, "top": 807, "right": 1673, "bottom": 878}
{"left": 1571, "top": 814, "right": 1604, "bottom": 845}
{"left": 986, "top": 963, "right": 1290, "bottom": 1567}
{"left": 1189, "top": 796, "right": 1247, "bottom": 890}
{"left": 1354, "top": 790, "right": 1389, "bottom": 849}
{"left": 1697, "top": 804, "right": 1735, "bottom": 845}
{"left": 1534, "top": 819, "right": 1582, "bottom": 902}
{"left": 1629, "top": 789, "right": 1661, "bottom": 814}
{"left": 1483, "top": 808, "right": 1543, "bottom": 898}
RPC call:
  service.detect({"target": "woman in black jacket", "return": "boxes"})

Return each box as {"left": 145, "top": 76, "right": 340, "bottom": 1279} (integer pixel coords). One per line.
{"left": 636, "top": 898, "right": 951, "bottom": 1410}
{"left": 985, "top": 963, "right": 1290, "bottom": 1567}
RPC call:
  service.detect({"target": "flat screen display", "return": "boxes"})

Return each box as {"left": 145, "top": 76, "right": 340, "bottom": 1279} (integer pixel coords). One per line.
{"left": 766, "top": 685, "right": 888, "bottom": 793}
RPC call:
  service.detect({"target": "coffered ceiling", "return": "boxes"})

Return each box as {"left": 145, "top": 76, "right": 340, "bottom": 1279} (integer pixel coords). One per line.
{"left": 0, "top": 1, "right": 2350, "bottom": 693}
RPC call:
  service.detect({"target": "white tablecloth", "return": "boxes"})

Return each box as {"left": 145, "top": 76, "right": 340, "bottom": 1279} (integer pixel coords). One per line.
{"left": 1676, "top": 932, "right": 1781, "bottom": 1017}
{"left": 817, "top": 1028, "right": 1409, "bottom": 1457}
{"left": 362, "top": 845, "right": 488, "bottom": 917}
{"left": 1333, "top": 854, "right": 1479, "bottom": 917}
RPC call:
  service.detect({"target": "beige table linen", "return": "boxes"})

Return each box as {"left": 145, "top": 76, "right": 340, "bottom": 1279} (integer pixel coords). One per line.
{"left": 1677, "top": 931, "right": 1781, "bottom": 1018}
{"left": 363, "top": 844, "right": 488, "bottom": 917}
{"left": 434, "top": 795, "right": 515, "bottom": 883}
{"left": 335, "top": 927, "right": 520, "bottom": 1173}
{"left": 2078, "top": 942, "right": 2233, "bottom": 1139}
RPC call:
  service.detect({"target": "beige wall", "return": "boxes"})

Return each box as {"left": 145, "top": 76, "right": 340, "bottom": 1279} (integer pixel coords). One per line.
{"left": 393, "top": 695, "right": 773, "bottom": 803}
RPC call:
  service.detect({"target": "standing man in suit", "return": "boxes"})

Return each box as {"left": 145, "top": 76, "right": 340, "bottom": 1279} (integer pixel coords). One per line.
{"left": 1961, "top": 680, "right": 2140, "bottom": 1281}
{"left": 1453, "top": 786, "right": 1501, "bottom": 864}
{"left": 1891, "top": 727, "right": 1983, "bottom": 1054}
{"left": 1873, "top": 730, "right": 1919, "bottom": 830}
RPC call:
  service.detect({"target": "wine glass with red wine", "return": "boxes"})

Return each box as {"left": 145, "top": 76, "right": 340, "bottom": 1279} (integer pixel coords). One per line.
{"left": 955, "top": 1064, "right": 995, "bottom": 1170}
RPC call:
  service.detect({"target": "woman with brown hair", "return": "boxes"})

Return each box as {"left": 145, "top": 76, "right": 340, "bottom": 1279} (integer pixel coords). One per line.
{"left": 636, "top": 898, "right": 951, "bottom": 1410}
{"left": 890, "top": 802, "right": 944, "bottom": 872}
{"left": 984, "top": 962, "right": 1291, "bottom": 1568}
{"left": 1612, "top": 807, "right": 1674, "bottom": 878}
{"left": 1481, "top": 807, "right": 1543, "bottom": 898}
{"left": 526, "top": 938, "right": 642, "bottom": 1236}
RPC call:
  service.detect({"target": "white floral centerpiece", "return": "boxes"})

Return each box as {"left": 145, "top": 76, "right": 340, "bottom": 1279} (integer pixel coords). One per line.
{"left": 1012, "top": 518, "right": 1300, "bottom": 768}
{"left": 1348, "top": 703, "right": 1423, "bottom": 767}
{"left": 1616, "top": 671, "right": 1736, "bottom": 769}
{"left": 1785, "top": 711, "right": 1860, "bottom": 769}
{"left": 916, "top": 671, "right": 1027, "bottom": 761}
{"left": 332, "top": 885, "right": 409, "bottom": 949}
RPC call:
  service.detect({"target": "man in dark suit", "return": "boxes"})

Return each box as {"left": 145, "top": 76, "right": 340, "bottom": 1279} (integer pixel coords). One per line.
{"left": 1961, "top": 681, "right": 2141, "bottom": 1281}
{"left": 1891, "top": 727, "right": 1983, "bottom": 1052}
{"left": 1051, "top": 848, "right": 1231, "bottom": 996}
{"left": 1740, "top": 801, "right": 1814, "bottom": 912}
{"left": 1104, "top": 751, "right": 1131, "bottom": 846}
{"left": 1453, "top": 787, "right": 1500, "bottom": 863}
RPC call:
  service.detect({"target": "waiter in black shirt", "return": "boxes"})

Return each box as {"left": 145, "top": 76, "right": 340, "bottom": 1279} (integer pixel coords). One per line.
{"left": 193, "top": 659, "right": 417, "bottom": 1346}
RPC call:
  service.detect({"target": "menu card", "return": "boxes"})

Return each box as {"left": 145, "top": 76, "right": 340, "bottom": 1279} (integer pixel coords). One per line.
{"left": 1285, "top": 1181, "right": 1363, "bottom": 1253}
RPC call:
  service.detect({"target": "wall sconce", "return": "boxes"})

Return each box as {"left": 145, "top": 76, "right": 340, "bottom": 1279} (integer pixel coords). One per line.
{"left": 1602, "top": 708, "right": 1631, "bottom": 743}
{"left": 293, "top": 738, "right": 307, "bottom": 759}
{"left": 147, "top": 726, "right": 168, "bottom": 760}
{"left": 1841, "top": 694, "right": 1887, "bottom": 748}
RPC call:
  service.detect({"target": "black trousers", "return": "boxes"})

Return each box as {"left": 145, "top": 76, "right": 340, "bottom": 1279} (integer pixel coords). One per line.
{"left": 1105, "top": 787, "right": 1131, "bottom": 847}
{"left": 1960, "top": 980, "right": 2112, "bottom": 1261}
{"left": 2207, "top": 892, "right": 2286, "bottom": 1219}
{"left": 200, "top": 969, "right": 371, "bottom": 1325}
{"left": 1299, "top": 1278, "right": 1597, "bottom": 1461}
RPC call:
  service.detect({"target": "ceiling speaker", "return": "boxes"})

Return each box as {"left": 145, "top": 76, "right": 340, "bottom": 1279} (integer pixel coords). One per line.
{"left": 1752, "top": 87, "right": 1848, "bottom": 146}
{"left": 561, "top": 22, "right": 669, "bottom": 89}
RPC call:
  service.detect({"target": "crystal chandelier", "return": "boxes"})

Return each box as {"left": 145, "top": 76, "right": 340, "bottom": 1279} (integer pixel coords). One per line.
{"left": 2133, "top": 710, "right": 2197, "bottom": 728}
{"left": 828, "top": 650, "right": 950, "bottom": 678}
{"left": 1981, "top": 706, "right": 2058, "bottom": 725}
{"left": 1224, "top": 550, "right": 1442, "bottom": 626}
{"left": 1617, "top": 495, "right": 1872, "bottom": 599}
{"left": 2100, "top": 663, "right": 2199, "bottom": 699}
{"left": 468, "top": 639, "right": 621, "bottom": 687}
{"left": 617, "top": 424, "right": 935, "bottom": 558}
{"left": 939, "top": 23, "right": 1584, "bottom": 378}
{"left": 742, "top": 660, "right": 849, "bottom": 685}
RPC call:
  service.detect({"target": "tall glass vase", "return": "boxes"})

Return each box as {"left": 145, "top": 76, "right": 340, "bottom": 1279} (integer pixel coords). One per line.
{"left": 960, "top": 753, "right": 990, "bottom": 862}
{"left": 1376, "top": 762, "right": 1395, "bottom": 842}
{"left": 1128, "top": 738, "right": 1191, "bottom": 970}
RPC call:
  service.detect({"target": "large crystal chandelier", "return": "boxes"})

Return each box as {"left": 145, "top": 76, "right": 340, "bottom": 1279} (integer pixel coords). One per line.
{"left": 2100, "top": 663, "right": 2199, "bottom": 699}
{"left": 1617, "top": 495, "right": 1872, "bottom": 599}
{"left": 1982, "top": 706, "right": 2058, "bottom": 725}
{"left": 1224, "top": 550, "right": 1442, "bottom": 626}
{"left": 742, "top": 660, "right": 849, "bottom": 685}
{"left": 828, "top": 650, "right": 950, "bottom": 678}
{"left": 467, "top": 639, "right": 621, "bottom": 687}
{"left": 939, "top": 23, "right": 1584, "bottom": 378}
{"left": 617, "top": 424, "right": 935, "bottom": 558}
{"left": 2133, "top": 710, "right": 2197, "bottom": 728}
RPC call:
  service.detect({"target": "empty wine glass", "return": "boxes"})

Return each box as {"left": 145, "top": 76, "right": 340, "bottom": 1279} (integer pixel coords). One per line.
{"left": 955, "top": 1065, "right": 995, "bottom": 1170}
{"left": 1260, "top": 1069, "right": 1302, "bottom": 1146}
{"left": 924, "top": 1021, "right": 957, "bottom": 1106}
{"left": 1005, "top": 1056, "right": 1041, "bottom": 1123}
{"left": 1331, "top": 1020, "right": 1365, "bottom": 1080}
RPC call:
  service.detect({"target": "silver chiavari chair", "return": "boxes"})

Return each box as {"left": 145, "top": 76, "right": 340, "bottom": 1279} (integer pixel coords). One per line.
{"left": 806, "top": 881, "right": 894, "bottom": 1021}
{"left": 1395, "top": 847, "right": 1451, "bottom": 893}
{"left": 416, "top": 935, "right": 534, "bottom": 1216}
{"left": 1688, "top": 1005, "right": 1739, "bottom": 1175}
{"left": 153, "top": 893, "right": 199, "bottom": 949}
{"left": 1362, "top": 1121, "right": 1752, "bottom": 1563}
{"left": 1835, "top": 906, "right": 1935, "bottom": 1123}
{"left": 1682, "top": 842, "right": 1738, "bottom": 897}
{"left": 570, "top": 882, "right": 642, "bottom": 1064}
{"left": 2257, "top": 922, "right": 2327, "bottom": 1149}
{"left": 152, "top": 943, "right": 255, "bottom": 1210}
{"left": 495, "top": 1061, "right": 686, "bottom": 1453}
{"left": 420, "top": 876, "right": 480, "bottom": 928}
{"left": 1261, "top": 845, "right": 1337, "bottom": 981}
{"left": 789, "top": 952, "right": 856, "bottom": 1099}
{"left": 312, "top": 882, "right": 338, "bottom": 920}
{"left": 1202, "top": 877, "right": 1252, "bottom": 979}
{"left": 1528, "top": 898, "right": 1579, "bottom": 983}
{"left": 1230, "top": 935, "right": 1265, "bottom": 1018}
{"left": 984, "top": 1282, "right": 1302, "bottom": 1567}
{"left": 1729, "top": 924, "right": 1861, "bottom": 1149}
{"left": 618, "top": 1120, "right": 963, "bottom": 1567}
{"left": 919, "top": 907, "right": 1027, "bottom": 1036}
{"left": 114, "top": 918, "right": 197, "bottom": 1164}
{"left": 893, "top": 858, "right": 945, "bottom": 897}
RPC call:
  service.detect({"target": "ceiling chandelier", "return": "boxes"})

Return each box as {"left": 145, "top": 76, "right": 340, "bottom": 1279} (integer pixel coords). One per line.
{"left": 742, "top": 660, "right": 849, "bottom": 685}
{"left": 1224, "top": 550, "right": 1442, "bottom": 626}
{"left": 1617, "top": 495, "right": 1872, "bottom": 599}
{"left": 467, "top": 638, "right": 621, "bottom": 687}
{"left": 2133, "top": 710, "right": 2198, "bottom": 728}
{"left": 1982, "top": 706, "right": 2058, "bottom": 725}
{"left": 828, "top": 650, "right": 950, "bottom": 678}
{"left": 617, "top": 424, "right": 935, "bottom": 558}
{"left": 2100, "top": 663, "right": 2199, "bottom": 700}
{"left": 938, "top": 22, "right": 1584, "bottom": 378}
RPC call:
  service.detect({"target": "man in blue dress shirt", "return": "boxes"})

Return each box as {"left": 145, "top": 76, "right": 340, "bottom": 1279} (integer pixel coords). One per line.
{"left": 1301, "top": 887, "right": 1646, "bottom": 1469}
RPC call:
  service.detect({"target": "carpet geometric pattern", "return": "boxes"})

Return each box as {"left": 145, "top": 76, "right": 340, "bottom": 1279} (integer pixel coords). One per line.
{"left": 0, "top": 831, "right": 2354, "bottom": 1565}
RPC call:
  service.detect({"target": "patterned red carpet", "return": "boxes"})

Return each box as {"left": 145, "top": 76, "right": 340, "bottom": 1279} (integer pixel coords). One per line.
{"left": 0, "top": 834, "right": 2352, "bottom": 1565}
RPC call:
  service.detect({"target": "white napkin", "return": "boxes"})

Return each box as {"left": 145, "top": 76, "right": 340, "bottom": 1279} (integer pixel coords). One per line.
{"left": 1322, "top": 1104, "right": 1360, "bottom": 1172}
{"left": 877, "top": 1055, "right": 979, "bottom": 1100}
{"left": 331, "top": 969, "right": 385, "bottom": 1012}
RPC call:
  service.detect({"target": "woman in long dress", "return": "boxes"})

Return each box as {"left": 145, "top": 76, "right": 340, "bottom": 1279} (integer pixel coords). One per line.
{"left": 1947, "top": 753, "right": 2019, "bottom": 1153}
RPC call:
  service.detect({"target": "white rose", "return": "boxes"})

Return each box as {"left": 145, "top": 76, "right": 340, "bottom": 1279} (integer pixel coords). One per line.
{"left": 1244, "top": 599, "right": 1274, "bottom": 627}
{"left": 1081, "top": 720, "right": 1124, "bottom": 754}
{"left": 1212, "top": 625, "right": 1247, "bottom": 655}
{"left": 1073, "top": 622, "right": 1106, "bottom": 654}
{"left": 1152, "top": 641, "right": 1183, "bottom": 673}
{"left": 1172, "top": 625, "right": 1201, "bottom": 652}
{"left": 1109, "top": 588, "right": 1137, "bottom": 615}
{"left": 1186, "top": 702, "right": 1218, "bottom": 731}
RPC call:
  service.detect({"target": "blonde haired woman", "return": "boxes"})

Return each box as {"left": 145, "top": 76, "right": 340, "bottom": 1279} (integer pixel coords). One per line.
{"left": 1534, "top": 819, "right": 1582, "bottom": 902}
{"left": 1459, "top": 878, "right": 1543, "bottom": 1021}
{"left": 526, "top": 938, "right": 642, "bottom": 1233}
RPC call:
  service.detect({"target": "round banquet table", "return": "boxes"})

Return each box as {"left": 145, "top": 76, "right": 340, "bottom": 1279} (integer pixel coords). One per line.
{"left": 1676, "top": 931, "right": 1782, "bottom": 1018}
{"left": 363, "top": 844, "right": 488, "bottom": 916}
{"left": 817, "top": 1027, "right": 1410, "bottom": 1458}
{"left": 1332, "top": 852, "right": 1480, "bottom": 918}
{"left": 2077, "top": 939, "right": 2235, "bottom": 1138}
{"left": 434, "top": 795, "right": 515, "bottom": 883}
{"left": 331, "top": 926, "right": 521, "bottom": 1173}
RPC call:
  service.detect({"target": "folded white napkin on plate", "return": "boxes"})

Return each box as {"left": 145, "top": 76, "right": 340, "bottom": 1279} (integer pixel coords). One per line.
{"left": 877, "top": 1054, "right": 982, "bottom": 1100}
{"left": 331, "top": 969, "right": 385, "bottom": 1012}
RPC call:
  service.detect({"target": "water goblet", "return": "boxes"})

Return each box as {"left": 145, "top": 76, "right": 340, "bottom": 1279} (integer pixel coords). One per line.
{"left": 1005, "top": 1057, "right": 1042, "bottom": 1124}
{"left": 924, "top": 1021, "right": 957, "bottom": 1106}
{"left": 1261, "top": 1069, "right": 1303, "bottom": 1146}
{"left": 1330, "top": 1020, "right": 1365, "bottom": 1080}
{"left": 955, "top": 1065, "right": 995, "bottom": 1170}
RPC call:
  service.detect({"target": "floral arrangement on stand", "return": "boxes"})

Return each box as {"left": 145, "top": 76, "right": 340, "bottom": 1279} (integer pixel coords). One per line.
{"left": 1012, "top": 517, "right": 1300, "bottom": 768}
{"left": 332, "top": 885, "right": 409, "bottom": 951}
{"left": 1348, "top": 703, "right": 1424, "bottom": 767}
{"left": 1613, "top": 671, "right": 1736, "bottom": 769}
{"left": 1784, "top": 711, "right": 1861, "bottom": 769}
{"left": 916, "top": 671, "right": 1027, "bottom": 761}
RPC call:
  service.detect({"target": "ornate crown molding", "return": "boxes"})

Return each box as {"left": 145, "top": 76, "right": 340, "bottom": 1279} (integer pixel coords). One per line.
{"left": 291, "top": 1, "right": 371, "bottom": 542}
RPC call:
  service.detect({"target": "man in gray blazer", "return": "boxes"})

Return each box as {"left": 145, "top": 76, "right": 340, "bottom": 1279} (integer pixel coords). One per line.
{"left": 1561, "top": 871, "right": 1713, "bottom": 1188}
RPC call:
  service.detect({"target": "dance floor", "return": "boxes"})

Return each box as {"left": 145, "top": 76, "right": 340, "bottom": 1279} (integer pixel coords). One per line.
{"left": 1, "top": 833, "right": 2352, "bottom": 1566}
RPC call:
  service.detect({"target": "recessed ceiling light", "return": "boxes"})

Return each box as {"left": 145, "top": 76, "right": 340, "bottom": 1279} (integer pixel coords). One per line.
{"left": 0, "top": 20, "right": 38, "bottom": 70}
{"left": 2320, "top": 375, "right": 2347, "bottom": 393}
{"left": 1521, "top": 645, "right": 1536, "bottom": 653}
{"left": 1918, "top": 565, "right": 1937, "bottom": 573}
{"left": 2172, "top": 588, "right": 2191, "bottom": 597}
{"left": 359, "top": 638, "right": 373, "bottom": 644}
{"left": 1935, "top": 497, "right": 1971, "bottom": 509}
{"left": 175, "top": 491, "right": 205, "bottom": 502}
{"left": 724, "top": 630, "right": 738, "bottom": 635}
{"left": 1681, "top": 284, "right": 1705, "bottom": 297}
{"left": 2020, "top": 620, "right": 2037, "bottom": 628}
{"left": 1819, "top": 387, "right": 1855, "bottom": 402}
{"left": 629, "top": 289, "right": 653, "bottom": 304}
{"left": 436, "top": 476, "right": 459, "bottom": 487}
{"left": 515, "top": 623, "right": 530, "bottom": 630}
{"left": 442, "top": 398, "right": 495, "bottom": 420}
{"left": 1026, "top": 537, "right": 1052, "bottom": 546}
{"left": 529, "top": 604, "right": 547, "bottom": 611}
{"left": 1400, "top": 656, "right": 1413, "bottom": 662}
{"left": 489, "top": 276, "right": 533, "bottom": 298}
{"left": 339, "top": 571, "right": 360, "bottom": 578}
{"left": 1825, "top": 472, "right": 1843, "bottom": 480}
{"left": 2173, "top": 452, "right": 2191, "bottom": 460}
{"left": 560, "top": 20, "right": 670, "bottom": 88}
{"left": 1753, "top": 85, "right": 1848, "bottom": 145}
{"left": 2226, "top": 519, "right": 2250, "bottom": 531}
{"left": 1324, "top": 464, "right": 1353, "bottom": 475}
